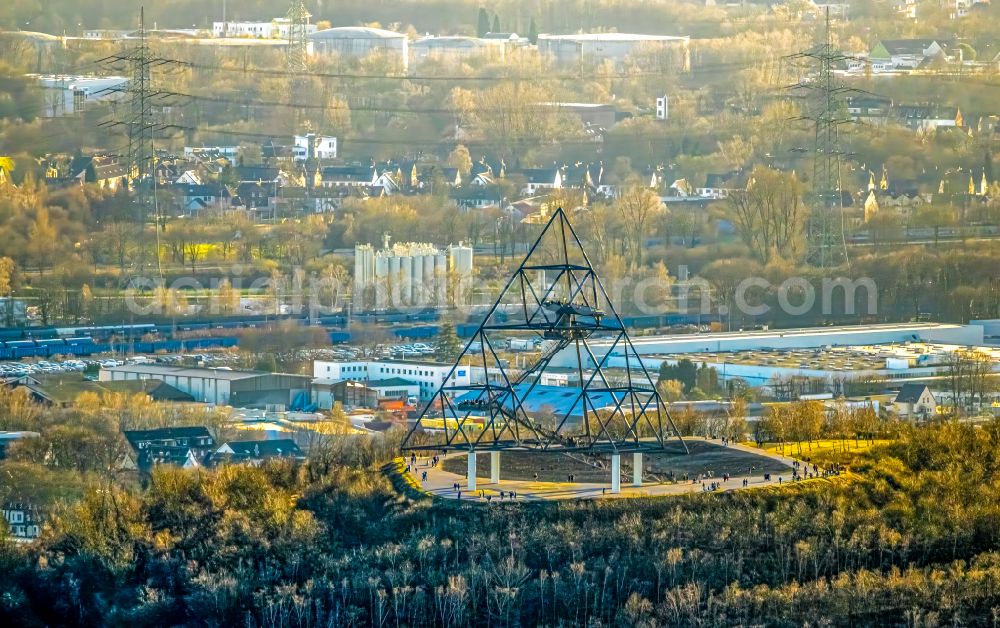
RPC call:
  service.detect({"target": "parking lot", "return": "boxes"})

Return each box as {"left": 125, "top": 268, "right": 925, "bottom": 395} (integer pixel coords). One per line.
{"left": 0, "top": 341, "right": 442, "bottom": 379}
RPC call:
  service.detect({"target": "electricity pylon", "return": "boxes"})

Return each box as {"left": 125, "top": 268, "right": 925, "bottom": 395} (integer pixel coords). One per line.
{"left": 788, "top": 8, "right": 852, "bottom": 268}
{"left": 97, "top": 8, "right": 184, "bottom": 272}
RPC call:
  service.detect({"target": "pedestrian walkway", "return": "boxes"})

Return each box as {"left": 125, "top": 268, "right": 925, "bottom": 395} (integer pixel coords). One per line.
{"left": 402, "top": 439, "right": 829, "bottom": 502}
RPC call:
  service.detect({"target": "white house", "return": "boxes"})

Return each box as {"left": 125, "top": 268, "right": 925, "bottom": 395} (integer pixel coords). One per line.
{"left": 869, "top": 39, "right": 946, "bottom": 70}
{"left": 518, "top": 168, "right": 562, "bottom": 195}
{"left": 892, "top": 383, "right": 937, "bottom": 419}
{"left": 293, "top": 134, "right": 338, "bottom": 161}
{"left": 3, "top": 504, "right": 43, "bottom": 543}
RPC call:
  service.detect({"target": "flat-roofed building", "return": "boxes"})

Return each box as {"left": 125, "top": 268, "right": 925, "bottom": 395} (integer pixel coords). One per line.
{"left": 100, "top": 365, "right": 311, "bottom": 408}
{"left": 313, "top": 359, "right": 472, "bottom": 402}
{"left": 552, "top": 323, "right": 986, "bottom": 369}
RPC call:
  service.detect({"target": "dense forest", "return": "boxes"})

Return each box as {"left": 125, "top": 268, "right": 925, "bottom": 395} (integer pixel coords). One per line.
{"left": 4, "top": 421, "right": 1000, "bottom": 625}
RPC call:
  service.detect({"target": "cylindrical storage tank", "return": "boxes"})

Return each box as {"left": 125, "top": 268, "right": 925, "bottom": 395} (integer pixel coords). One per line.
{"left": 435, "top": 252, "right": 448, "bottom": 304}
{"left": 388, "top": 256, "right": 401, "bottom": 308}
{"left": 411, "top": 255, "right": 424, "bottom": 305}
{"left": 449, "top": 245, "right": 473, "bottom": 275}
{"left": 374, "top": 253, "right": 390, "bottom": 309}
{"left": 400, "top": 256, "right": 413, "bottom": 305}
{"left": 374, "top": 253, "right": 389, "bottom": 280}
{"left": 423, "top": 253, "right": 435, "bottom": 284}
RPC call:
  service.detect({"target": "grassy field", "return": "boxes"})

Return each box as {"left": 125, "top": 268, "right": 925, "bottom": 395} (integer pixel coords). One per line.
{"left": 749, "top": 439, "right": 891, "bottom": 467}
{"left": 441, "top": 440, "right": 792, "bottom": 482}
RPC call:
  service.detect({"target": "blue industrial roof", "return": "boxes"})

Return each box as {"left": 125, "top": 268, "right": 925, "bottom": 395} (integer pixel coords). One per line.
{"left": 453, "top": 383, "right": 651, "bottom": 419}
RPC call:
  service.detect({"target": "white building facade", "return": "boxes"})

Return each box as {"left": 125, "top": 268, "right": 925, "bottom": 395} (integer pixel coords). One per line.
{"left": 293, "top": 134, "right": 338, "bottom": 160}
{"left": 313, "top": 359, "right": 473, "bottom": 402}
{"left": 213, "top": 18, "right": 317, "bottom": 39}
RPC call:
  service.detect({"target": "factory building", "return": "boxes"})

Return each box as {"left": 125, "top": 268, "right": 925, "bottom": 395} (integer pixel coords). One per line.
{"left": 354, "top": 240, "right": 474, "bottom": 309}
{"left": 34, "top": 75, "right": 129, "bottom": 118}
{"left": 621, "top": 342, "right": 1000, "bottom": 389}
{"left": 551, "top": 322, "right": 986, "bottom": 369}
{"left": 313, "top": 359, "right": 473, "bottom": 402}
{"left": 212, "top": 18, "right": 317, "bottom": 39}
{"left": 410, "top": 36, "right": 506, "bottom": 64}
{"left": 310, "top": 27, "right": 409, "bottom": 70}
{"left": 537, "top": 33, "right": 690, "bottom": 70}
{"left": 100, "top": 365, "right": 311, "bottom": 408}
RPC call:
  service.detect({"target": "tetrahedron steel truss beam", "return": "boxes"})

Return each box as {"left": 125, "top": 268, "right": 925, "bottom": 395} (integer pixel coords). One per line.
{"left": 402, "top": 208, "right": 687, "bottom": 454}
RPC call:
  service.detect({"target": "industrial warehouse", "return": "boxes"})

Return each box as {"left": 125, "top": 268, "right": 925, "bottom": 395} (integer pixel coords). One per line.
{"left": 99, "top": 364, "right": 312, "bottom": 408}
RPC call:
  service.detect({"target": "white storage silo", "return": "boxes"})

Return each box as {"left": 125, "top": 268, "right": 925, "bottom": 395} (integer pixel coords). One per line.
{"left": 435, "top": 252, "right": 448, "bottom": 303}
{"left": 388, "top": 256, "right": 401, "bottom": 308}
{"left": 411, "top": 254, "right": 424, "bottom": 305}
{"left": 449, "top": 244, "right": 474, "bottom": 276}
{"left": 400, "top": 256, "right": 413, "bottom": 305}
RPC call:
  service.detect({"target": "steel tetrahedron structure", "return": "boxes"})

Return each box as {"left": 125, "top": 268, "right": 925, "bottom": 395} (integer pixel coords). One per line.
{"left": 401, "top": 208, "right": 687, "bottom": 454}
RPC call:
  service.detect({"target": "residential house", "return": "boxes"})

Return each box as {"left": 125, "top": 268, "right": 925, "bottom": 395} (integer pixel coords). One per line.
{"left": 175, "top": 169, "right": 203, "bottom": 185}
{"left": 373, "top": 170, "right": 401, "bottom": 194}
{"left": 234, "top": 165, "right": 299, "bottom": 187}
{"left": 562, "top": 162, "right": 605, "bottom": 193}
{"left": 278, "top": 186, "right": 350, "bottom": 213}
{"left": 516, "top": 168, "right": 562, "bottom": 195}
{"left": 415, "top": 166, "right": 462, "bottom": 189}
{"left": 869, "top": 39, "right": 946, "bottom": 70}
{"left": 210, "top": 438, "right": 304, "bottom": 466}
{"left": 470, "top": 158, "right": 506, "bottom": 185}
{"left": 174, "top": 183, "right": 233, "bottom": 214}
{"left": 293, "top": 134, "right": 338, "bottom": 161}
{"left": 696, "top": 171, "right": 746, "bottom": 199}
{"left": 232, "top": 181, "right": 277, "bottom": 219}
{"left": 321, "top": 164, "right": 379, "bottom": 188}
{"left": 847, "top": 96, "right": 893, "bottom": 126}
{"left": 121, "top": 426, "right": 216, "bottom": 471}
{"left": 67, "top": 155, "right": 130, "bottom": 191}
{"left": 451, "top": 185, "right": 502, "bottom": 209}
{"left": 892, "top": 383, "right": 936, "bottom": 418}
{"left": 895, "top": 104, "right": 962, "bottom": 131}
{"left": 3, "top": 503, "right": 43, "bottom": 542}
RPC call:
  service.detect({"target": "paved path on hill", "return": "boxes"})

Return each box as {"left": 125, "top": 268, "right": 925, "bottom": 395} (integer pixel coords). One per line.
{"left": 403, "top": 438, "right": 814, "bottom": 502}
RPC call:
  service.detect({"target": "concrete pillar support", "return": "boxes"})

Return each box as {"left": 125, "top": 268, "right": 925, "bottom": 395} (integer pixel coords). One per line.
{"left": 633, "top": 452, "right": 643, "bottom": 487}
{"left": 490, "top": 451, "right": 500, "bottom": 484}
{"left": 611, "top": 454, "right": 621, "bottom": 494}
{"left": 467, "top": 452, "right": 477, "bottom": 491}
